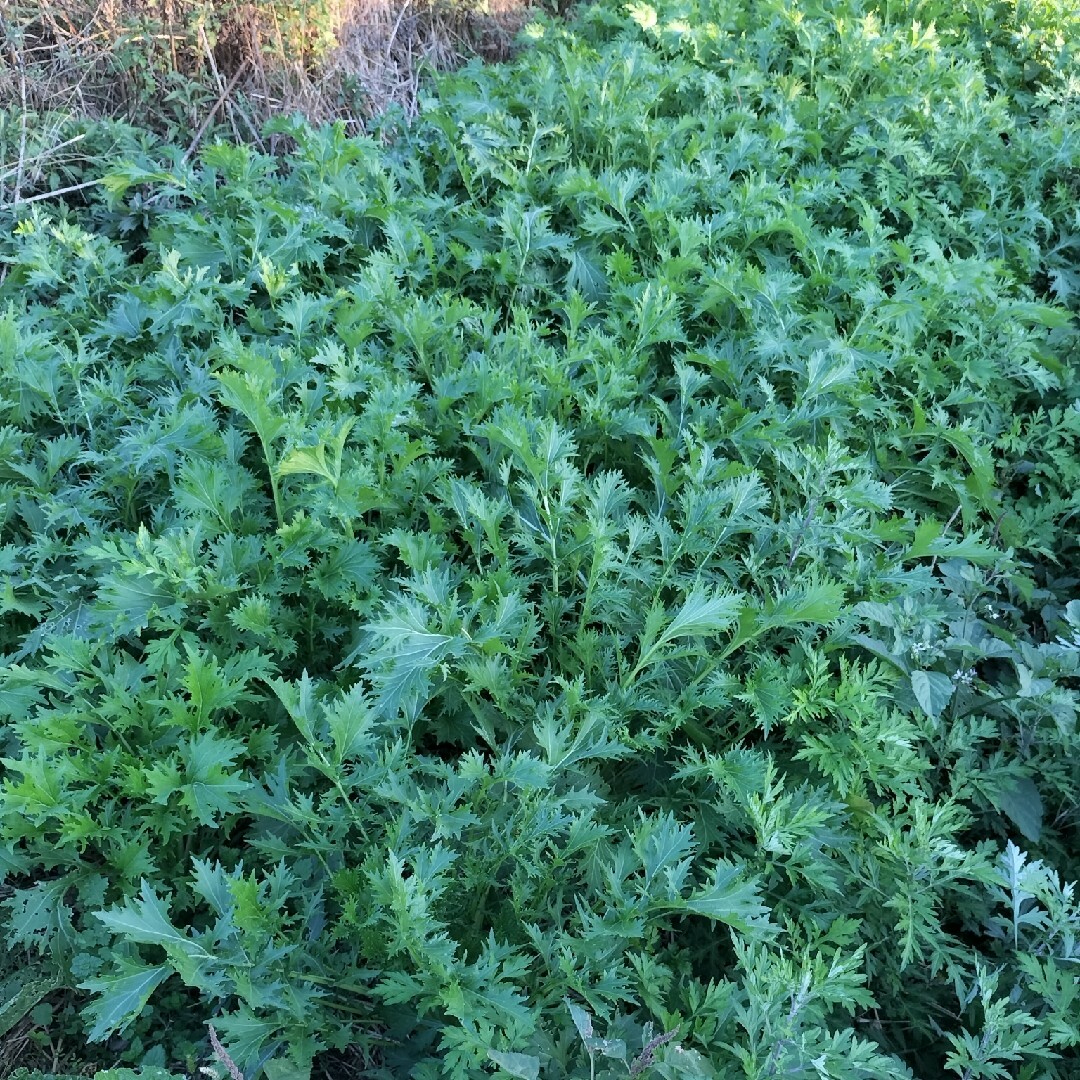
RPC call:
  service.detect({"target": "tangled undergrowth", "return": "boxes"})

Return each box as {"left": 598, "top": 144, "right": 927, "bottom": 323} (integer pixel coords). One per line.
{"left": 0, "top": 0, "right": 545, "bottom": 209}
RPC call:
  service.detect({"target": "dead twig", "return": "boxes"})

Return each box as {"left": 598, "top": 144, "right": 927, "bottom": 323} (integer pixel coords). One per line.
{"left": 198, "top": 21, "right": 243, "bottom": 144}
{"left": 2, "top": 175, "right": 104, "bottom": 210}
{"left": 182, "top": 54, "right": 249, "bottom": 163}
{"left": 386, "top": 0, "right": 413, "bottom": 57}
{"left": 15, "top": 42, "right": 29, "bottom": 203}
{"left": 0, "top": 131, "right": 86, "bottom": 184}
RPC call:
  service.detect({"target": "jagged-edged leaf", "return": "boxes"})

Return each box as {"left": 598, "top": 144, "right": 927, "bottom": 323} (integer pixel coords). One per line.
{"left": 93, "top": 880, "right": 205, "bottom": 957}
{"left": 144, "top": 729, "right": 251, "bottom": 827}
{"left": 676, "top": 860, "right": 773, "bottom": 936}
{"left": 214, "top": 367, "right": 287, "bottom": 445}
{"left": 190, "top": 858, "right": 235, "bottom": 919}
{"left": 764, "top": 579, "right": 846, "bottom": 627}
{"left": 0, "top": 967, "right": 66, "bottom": 1039}
{"left": 79, "top": 959, "right": 172, "bottom": 1041}
{"left": 566, "top": 247, "right": 609, "bottom": 301}
{"left": 370, "top": 632, "right": 461, "bottom": 717}
{"left": 632, "top": 811, "right": 696, "bottom": 895}
{"left": 264, "top": 1057, "right": 313, "bottom": 1080}
{"left": 323, "top": 684, "right": 377, "bottom": 762}
{"left": 2, "top": 876, "right": 75, "bottom": 952}
{"left": 350, "top": 600, "right": 469, "bottom": 717}
{"left": 0, "top": 842, "right": 30, "bottom": 877}
{"left": 277, "top": 444, "right": 336, "bottom": 483}
{"left": 533, "top": 697, "right": 630, "bottom": 770}
{"left": 632, "top": 282, "right": 685, "bottom": 353}
{"left": 997, "top": 841, "right": 1051, "bottom": 948}
{"left": 661, "top": 588, "right": 743, "bottom": 645}
{"left": 590, "top": 1037, "right": 627, "bottom": 1062}
{"left": 211, "top": 1006, "right": 281, "bottom": 1075}
{"left": 312, "top": 540, "right": 379, "bottom": 600}
{"left": 95, "top": 572, "right": 183, "bottom": 635}
{"left": 904, "top": 518, "right": 998, "bottom": 563}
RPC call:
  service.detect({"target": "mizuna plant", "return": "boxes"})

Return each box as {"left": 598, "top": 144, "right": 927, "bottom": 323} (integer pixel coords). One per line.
{"left": 0, "top": 0, "right": 1078, "bottom": 1077}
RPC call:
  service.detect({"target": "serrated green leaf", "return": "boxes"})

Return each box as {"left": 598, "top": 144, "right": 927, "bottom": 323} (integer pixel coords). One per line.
{"left": 589, "top": 1037, "right": 627, "bottom": 1062}
{"left": 277, "top": 445, "right": 336, "bottom": 483}
{"left": 211, "top": 1007, "right": 280, "bottom": 1075}
{"left": 78, "top": 960, "right": 172, "bottom": 1042}
{"left": 93, "top": 880, "right": 210, "bottom": 963}
{"left": 676, "top": 860, "right": 773, "bottom": 936}
{"left": 264, "top": 1058, "right": 312, "bottom": 1080}
{"left": 0, "top": 968, "right": 65, "bottom": 1039}
{"left": 661, "top": 588, "right": 743, "bottom": 644}
{"left": 2, "top": 877, "right": 74, "bottom": 952}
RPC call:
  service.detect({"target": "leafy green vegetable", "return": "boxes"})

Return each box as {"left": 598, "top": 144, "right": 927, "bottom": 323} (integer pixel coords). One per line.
{"left": 1, "top": 0, "right": 1078, "bottom": 1076}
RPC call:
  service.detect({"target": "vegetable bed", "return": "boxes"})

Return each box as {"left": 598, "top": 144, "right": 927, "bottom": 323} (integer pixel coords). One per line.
{"left": 1, "top": 0, "right": 1079, "bottom": 1077}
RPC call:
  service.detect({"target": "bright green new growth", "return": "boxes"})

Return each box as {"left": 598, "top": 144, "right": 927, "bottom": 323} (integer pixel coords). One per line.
{"left": 1, "top": 0, "right": 1079, "bottom": 1077}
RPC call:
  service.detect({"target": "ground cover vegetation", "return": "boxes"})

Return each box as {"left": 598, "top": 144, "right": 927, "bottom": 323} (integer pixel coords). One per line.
{"left": 1, "top": 0, "right": 1080, "bottom": 1076}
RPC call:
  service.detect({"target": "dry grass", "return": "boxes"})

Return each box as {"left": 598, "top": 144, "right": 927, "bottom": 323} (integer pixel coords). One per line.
{"left": 0, "top": 0, "right": 543, "bottom": 203}
{"left": 2, "top": 0, "right": 538, "bottom": 123}
{"left": 326, "top": 0, "right": 531, "bottom": 120}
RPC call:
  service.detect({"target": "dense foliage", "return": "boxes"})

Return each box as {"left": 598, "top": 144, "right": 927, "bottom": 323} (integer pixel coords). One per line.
{"left": 1, "top": 0, "right": 1079, "bottom": 1077}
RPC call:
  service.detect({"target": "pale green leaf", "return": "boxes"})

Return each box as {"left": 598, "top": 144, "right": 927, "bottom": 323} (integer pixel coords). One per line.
{"left": 79, "top": 960, "right": 172, "bottom": 1041}
{"left": 488, "top": 1050, "right": 541, "bottom": 1080}
{"left": 910, "top": 670, "right": 955, "bottom": 721}
{"left": 677, "top": 860, "right": 773, "bottom": 936}
{"left": 566, "top": 998, "right": 594, "bottom": 1041}
{"left": 661, "top": 588, "right": 743, "bottom": 645}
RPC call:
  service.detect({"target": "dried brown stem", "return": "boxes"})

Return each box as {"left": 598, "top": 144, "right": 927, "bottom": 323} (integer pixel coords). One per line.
{"left": 207, "top": 1023, "right": 245, "bottom": 1080}
{"left": 182, "top": 56, "right": 249, "bottom": 163}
